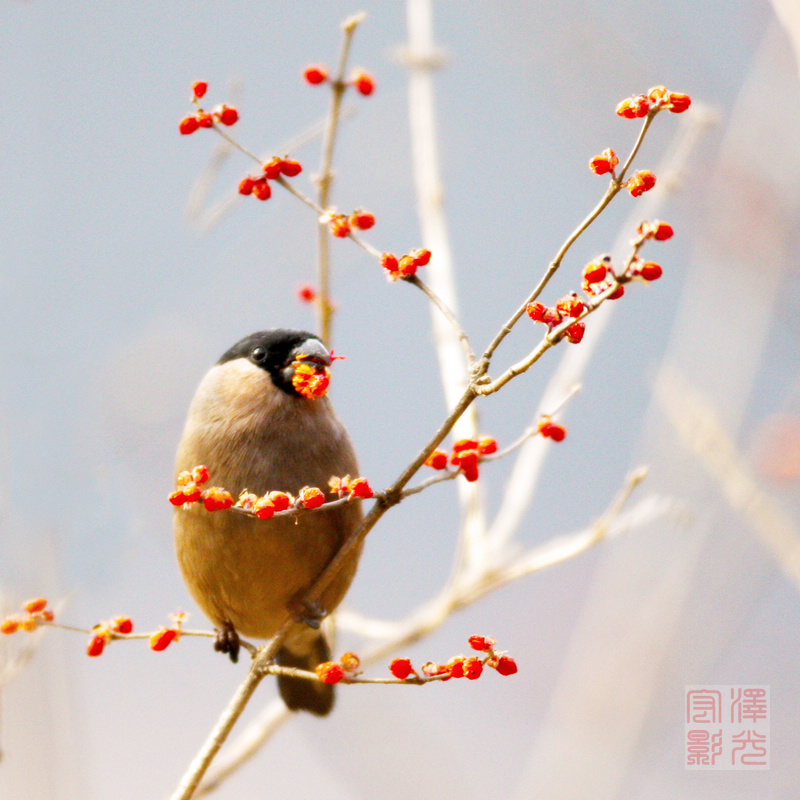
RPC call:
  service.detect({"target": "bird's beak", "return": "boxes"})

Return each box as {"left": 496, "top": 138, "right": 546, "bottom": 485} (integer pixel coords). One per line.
{"left": 291, "top": 338, "right": 332, "bottom": 368}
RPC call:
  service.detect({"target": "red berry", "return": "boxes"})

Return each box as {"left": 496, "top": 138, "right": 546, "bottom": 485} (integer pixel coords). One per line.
{"left": 316, "top": 661, "right": 344, "bottom": 684}
{"left": 547, "top": 424, "right": 566, "bottom": 442}
{"left": 352, "top": 71, "right": 375, "bottom": 96}
{"left": 589, "top": 148, "right": 619, "bottom": 175}
{"left": 329, "top": 216, "right": 351, "bottom": 238}
{"left": 111, "top": 617, "right": 133, "bottom": 634}
{"left": 297, "top": 283, "right": 316, "bottom": 303}
{"left": 179, "top": 116, "right": 200, "bottom": 135}
{"left": 468, "top": 634, "right": 496, "bottom": 652}
{"left": 191, "top": 465, "right": 210, "bottom": 484}
{"left": 390, "top": 658, "right": 414, "bottom": 680}
{"left": 197, "top": 113, "right": 214, "bottom": 129}
{"left": 87, "top": 632, "right": 108, "bottom": 657}
{"left": 494, "top": 655, "right": 518, "bottom": 676}
{"left": 397, "top": 255, "right": 417, "bottom": 277}
{"left": 639, "top": 262, "right": 663, "bottom": 281}
{"left": 192, "top": 81, "right": 208, "bottom": 99}
{"left": 150, "top": 628, "right": 177, "bottom": 652}
{"left": 299, "top": 486, "right": 325, "bottom": 509}
{"left": 169, "top": 489, "right": 187, "bottom": 506}
{"left": 668, "top": 92, "right": 691, "bottom": 113}
{"left": 411, "top": 248, "right": 431, "bottom": 266}
{"left": 217, "top": 106, "right": 239, "bottom": 126}
{"left": 526, "top": 302, "right": 547, "bottom": 322}
{"left": 268, "top": 491, "right": 291, "bottom": 512}
{"left": 279, "top": 159, "right": 302, "bottom": 177}
{"left": 348, "top": 477, "right": 374, "bottom": 500}
{"left": 608, "top": 284, "right": 625, "bottom": 300}
{"left": 424, "top": 450, "right": 448, "bottom": 470}
{"left": 464, "top": 657, "right": 483, "bottom": 680}
{"left": 380, "top": 252, "right": 399, "bottom": 275}
{"left": 262, "top": 158, "right": 283, "bottom": 179}
{"left": 253, "top": 496, "right": 275, "bottom": 520}
{"left": 349, "top": 211, "right": 375, "bottom": 230}
{"left": 457, "top": 449, "right": 480, "bottom": 482}
{"left": 477, "top": 437, "right": 497, "bottom": 456}
{"left": 1, "top": 619, "right": 20, "bottom": 635}
{"left": 653, "top": 221, "right": 674, "bottom": 240}
{"left": 566, "top": 322, "right": 585, "bottom": 344}
{"left": 24, "top": 598, "right": 48, "bottom": 615}
{"left": 238, "top": 177, "right": 255, "bottom": 196}
{"left": 556, "top": 295, "right": 584, "bottom": 318}
{"left": 252, "top": 179, "right": 272, "bottom": 201}
{"left": 303, "top": 65, "right": 328, "bottom": 85}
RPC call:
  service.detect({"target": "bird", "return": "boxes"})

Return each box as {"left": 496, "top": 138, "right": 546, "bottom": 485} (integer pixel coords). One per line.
{"left": 173, "top": 329, "right": 363, "bottom": 715}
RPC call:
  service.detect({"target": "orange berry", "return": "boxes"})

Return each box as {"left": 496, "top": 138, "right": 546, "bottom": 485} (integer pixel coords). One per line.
{"left": 589, "top": 147, "right": 619, "bottom": 175}
{"left": 24, "top": 598, "right": 48, "bottom": 615}
{"left": 150, "top": 628, "right": 177, "bottom": 652}
{"left": 494, "top": 655, "right": 518, "bottom": 676}
{"left": 397, "top": 255, "right": 417, "bottom": 277}
{"left": 179, "top": 116, "right": 200, "bottom": 135}
{"left": 390, "top": 658, "right": 414, "bottom": 679}
{"left": 340, "top": 652, "right": 360, "bottom": 673}
{"left": 626, "top": 170, "right": 656, "bottom": 197}
{"left": 556, "top": 295, "right": 584, "bottom": 318}
{"left": 192, "top": 81, "right": 208, "bottom": 99}
{"left": 111, "top": 617, "right": 133, "bottom": 635}
{"left": 477, "top": 438, "right": 497, "bottom": 456}
{"left": 648, "top": 85, "right": 669, "bottom": 103}
{"left": 252, "top": 179, "right": 272, "bottom": 201}
{"left": 303, "top": 65, "right": 328, "bottom": 85}
{"left": 1, "top": 618, "right": 20, "bottom": 635}
{"left": 197, "top": 113, "right": 214, "bottom": 129}
{"left": 253, "top": 496, "right": 276, "bottom": 520}
{"left": 583, "top": 259, "right": 608, "bottom": 284}
{"left": 452, "top": 439, "right": 479, "bottom": 455}
{"left": 279, "top": 159, "right": 302, "bottom": 177}
{"left": 316, "top": 661, "right": 345, "bottom": 684}
{"left": 191, "top": 465, "right": 210, "bottom": 485}
{"left": 292, "top": 362, "right": 330, "bottom": 399}
{"left": 201, "top": 488, "right": 234, "bottom": 512}
{"left": 352, "top": 70, "right": 375, "bottom": 96}
{"left": 329, "top": 215, "right": 351, "bottom": 238}
{"left": 238, "top": 177, "right": 255, "bottom": 195}
{"left": 468, "top": 634, "right": 497, "bottom": 652}
{"left": 181, "top": 482, "right": 202, "bottom": 503}
{"left": 299, "top": 486, "right": 326, "bottom": 509}
{"left": 616, "top": 94, "right": 650, "bottom": 119}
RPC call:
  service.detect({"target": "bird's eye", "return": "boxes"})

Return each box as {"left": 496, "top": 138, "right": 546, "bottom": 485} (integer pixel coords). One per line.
{"left": 251, "top": 347, "right": 267, "bottom": 363}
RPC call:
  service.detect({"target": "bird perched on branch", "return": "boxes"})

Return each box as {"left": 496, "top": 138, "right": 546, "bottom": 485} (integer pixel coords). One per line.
{"left": 173, "top": 329, "right": 363, "bottom": 715}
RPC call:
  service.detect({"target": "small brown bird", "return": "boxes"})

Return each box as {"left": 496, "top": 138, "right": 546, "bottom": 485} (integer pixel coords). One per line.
{"left": 173, "top": 329, "right": 363, "bottom": 715}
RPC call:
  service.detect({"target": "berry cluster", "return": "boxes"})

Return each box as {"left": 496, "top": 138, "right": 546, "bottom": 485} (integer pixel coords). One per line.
{"left": 389, "top": 635, "right": 518, "bottom": 682}
{"left": 169, "top": 465, "right": 235, "bottom": 511}
{"left": 1, "top": 597, "right": 54, "bottom": 634}
{"left": 616, "top": 86, "right": 691, "bottom": 119}
{"left": 87, "top": 616, "right": 134, "bottom": 657}
{"left": 328, "top": 475, "right": 375, "bottom": 500}
{"left": 380, "top": 248, "right": 432, "bottom": 281}
{"left": 179, "top": 81, "right": 239, "bottom": 135}
{"left": 238, "top": 157, "right": 303, "bottom": 202}
{"left": 424, "top": 437, "right": 498, "bottom": 482}
{"left": 315, "top": 651, "right": 362, "bottom": 684}
{"left": 625, "top": 169, "right": 657, "bottom": 197}
{"left": 322, "top": 208, "right": 376, "bottom": 239}
{"left": 526, "top": 293, "right": 586, "bottom": 344}
{"left": 303, "top": 65, "right": 376, "bottom": 96}
{"left": 526, "top": 217, "right": 673, "bottom": 343}
{"left": 589, "top": 147, "right": 619, "bottom": 176}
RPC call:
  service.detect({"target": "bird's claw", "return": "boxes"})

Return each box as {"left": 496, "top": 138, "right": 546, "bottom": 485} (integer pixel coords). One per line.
{"left": 288, "top": 594, "right": 326, "bottom": 629}
{"left": 214, "top": 621, "right": 241, "bottom": 663}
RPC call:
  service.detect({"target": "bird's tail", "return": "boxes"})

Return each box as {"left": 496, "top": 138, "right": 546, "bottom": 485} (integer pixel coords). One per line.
{"left": 276, "top": 630, "right": 334, "bottom": 716}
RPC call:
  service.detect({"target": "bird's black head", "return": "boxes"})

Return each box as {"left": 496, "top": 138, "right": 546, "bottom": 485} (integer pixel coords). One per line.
{"left": 218, "top": 329, "right": 331, "bottom": 396}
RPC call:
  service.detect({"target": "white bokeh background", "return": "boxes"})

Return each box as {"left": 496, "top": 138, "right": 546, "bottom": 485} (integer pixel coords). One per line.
{"left": 1, "top": 1, "right": 799, "bottom": 798}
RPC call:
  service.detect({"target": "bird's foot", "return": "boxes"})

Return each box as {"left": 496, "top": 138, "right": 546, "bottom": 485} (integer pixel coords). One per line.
{"left": 214, "top": 621, "right": 241, "bottom": 663}
{"left": 288, "top": 593, "right": 326, "bottom": 629}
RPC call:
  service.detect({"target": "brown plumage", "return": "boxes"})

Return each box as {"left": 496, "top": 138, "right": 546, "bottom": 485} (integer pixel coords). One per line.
{"left": 173, "top": 330, "right": 362, "bottom": 715}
